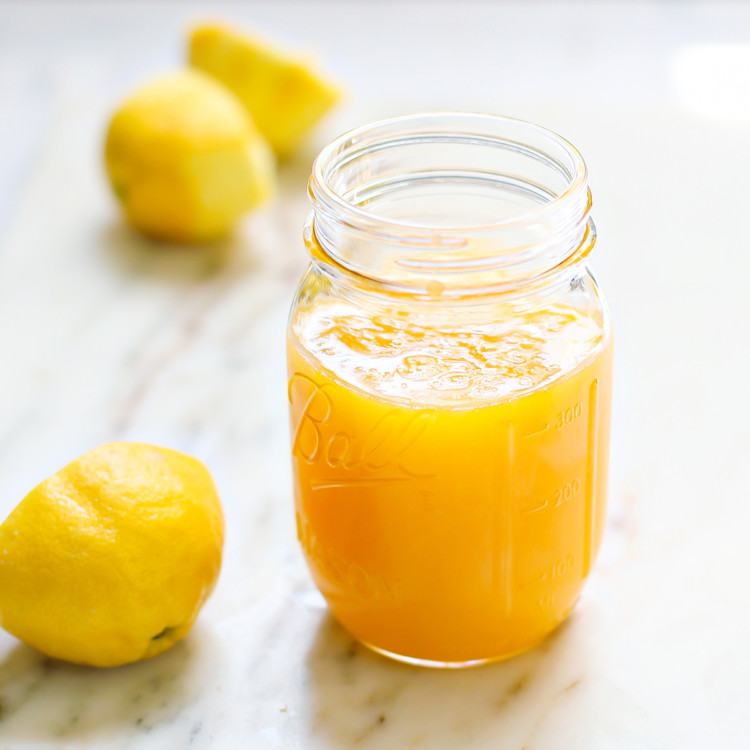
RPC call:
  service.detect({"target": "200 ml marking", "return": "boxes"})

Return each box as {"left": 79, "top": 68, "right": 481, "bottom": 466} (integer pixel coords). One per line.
{"left": 522, "top": 477, "right": 581, "bottom": 515}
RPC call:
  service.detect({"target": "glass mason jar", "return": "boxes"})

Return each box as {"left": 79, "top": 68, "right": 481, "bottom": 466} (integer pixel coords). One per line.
{"left": 287, "top": 113, "right": 613, "bottom": 667}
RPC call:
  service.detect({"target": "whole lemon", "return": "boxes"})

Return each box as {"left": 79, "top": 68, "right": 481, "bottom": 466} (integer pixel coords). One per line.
{"left": 0, "top": 443, "right": 224, "bottom": 667}
{"left": 105, "top": 70, "right": 275, "bottom": 242}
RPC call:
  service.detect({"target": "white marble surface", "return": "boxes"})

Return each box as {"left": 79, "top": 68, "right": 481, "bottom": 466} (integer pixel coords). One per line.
{"left": 1, "top": 1, "right": 750, "bottom": 747}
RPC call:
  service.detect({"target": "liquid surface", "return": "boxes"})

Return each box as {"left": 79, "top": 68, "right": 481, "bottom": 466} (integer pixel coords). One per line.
{"left": 288, "top": 300, "right": 613, "bottom": 664}
{"left": 296, "top": 300, "right": 604, "bottom": 404}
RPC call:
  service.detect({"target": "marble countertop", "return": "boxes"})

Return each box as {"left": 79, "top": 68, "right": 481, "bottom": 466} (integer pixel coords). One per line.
{"left": 1, "top": 2, "right": 750, "bottom": 747}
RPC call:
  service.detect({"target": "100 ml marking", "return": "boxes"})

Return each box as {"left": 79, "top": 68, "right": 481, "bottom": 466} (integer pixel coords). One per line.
{"left": 521, "top": 554, "right": 578, "bottom": 595}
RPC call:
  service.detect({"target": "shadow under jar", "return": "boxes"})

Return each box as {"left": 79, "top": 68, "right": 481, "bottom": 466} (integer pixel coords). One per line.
{"left": 287, "top": 113, "right": 613, "bottom": 668}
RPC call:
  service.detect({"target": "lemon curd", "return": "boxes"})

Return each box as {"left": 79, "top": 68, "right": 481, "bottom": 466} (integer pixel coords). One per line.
{"left": 287, "top": 113, "right": 613, "bottom": 666}
{"left": 289, "top": 300, "right": 611, "bottom": 664}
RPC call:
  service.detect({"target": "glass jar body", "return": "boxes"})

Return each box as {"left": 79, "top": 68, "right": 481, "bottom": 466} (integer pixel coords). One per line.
{"left": 287, "top": 112, "right": 613, "bottom": 666}
{"left": 287, "top": 254, "right": 612, "bottom": 667}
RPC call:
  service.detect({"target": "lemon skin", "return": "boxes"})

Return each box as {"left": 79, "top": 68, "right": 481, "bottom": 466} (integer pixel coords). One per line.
{"left": 105, "top": 70, "right": 275, "bottom": 243}
{"left": 0, "top": 443, "right": 224, "bottom": 667}
{"left": 189, "top": 23, "right": 341, "bottom": 158}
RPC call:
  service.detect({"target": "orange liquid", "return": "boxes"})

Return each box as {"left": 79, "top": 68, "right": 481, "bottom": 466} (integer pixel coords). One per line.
{"left": 288, "top": 300, "right": 612, "bottom": 665}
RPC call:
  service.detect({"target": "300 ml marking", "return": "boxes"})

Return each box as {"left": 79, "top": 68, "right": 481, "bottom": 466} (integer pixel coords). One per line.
{"left": 555, "top": 401, "right": 583, "bottom": 430}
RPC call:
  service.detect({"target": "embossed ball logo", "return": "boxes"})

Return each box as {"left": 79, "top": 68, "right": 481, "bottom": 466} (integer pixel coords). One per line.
{"left": 288, "top": 373, "right": 437, "bottom": 487}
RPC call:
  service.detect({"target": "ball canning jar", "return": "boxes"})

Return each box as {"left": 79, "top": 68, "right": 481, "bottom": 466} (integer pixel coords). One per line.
{"left": 287, "top": 113, "right": 613, "bottom": 667}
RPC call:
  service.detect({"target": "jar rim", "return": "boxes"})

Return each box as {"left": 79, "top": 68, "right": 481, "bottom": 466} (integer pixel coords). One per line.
{"left": 310, "top": 111, "right": 588, "bottom": 235}
{"left": 308, "top": 112, "right": 593, "bottom": 293}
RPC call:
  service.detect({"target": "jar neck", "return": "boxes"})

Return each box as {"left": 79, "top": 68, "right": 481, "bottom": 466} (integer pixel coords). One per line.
{"left": 308, "top": 112, "right": 595, "bottom": 298}
{"left": 306, "top": 215, "right": 595, "bottom": 310}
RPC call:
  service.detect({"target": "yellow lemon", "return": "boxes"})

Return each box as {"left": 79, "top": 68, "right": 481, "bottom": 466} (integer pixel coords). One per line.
{"left": 105, "top": 70, "right": 275, "bottom": 242}
{"left": 189, "top": 23, "right": 341, "bottom": 158}
{"left": 0, "top": 443, "right": 224, "bottom": 667}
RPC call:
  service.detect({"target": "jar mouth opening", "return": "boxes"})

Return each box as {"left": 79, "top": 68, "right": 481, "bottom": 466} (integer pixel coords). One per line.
{"left": 308, "top": 112, "right": 592, "bottom": 290}
{"left": 310, "top": 112, "right": 588, "bottom": 235}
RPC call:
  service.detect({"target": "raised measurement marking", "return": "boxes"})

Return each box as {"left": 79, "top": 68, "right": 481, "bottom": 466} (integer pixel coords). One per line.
{"left": 539, "top": 592, "right": 556, "bottom": 610}
{"left": 552, "top": 554, "right": 576, "bottom": 579}
{"left": 520, "top": 572, "right": 547, "bottom": 589}
{"left": 520, "top": 555, "right": 577, "bottom": 589}
{"left": 521, "top": 477, "right": 582, "bottom": 514}
{"left": 553, "top": 479, "right": 581, "bottom": 507}
{"left": 555, "top": 401, "right": 583, "bottom": 430}
{"left": 522, "top": 423, "right": 550, "bottom": 439}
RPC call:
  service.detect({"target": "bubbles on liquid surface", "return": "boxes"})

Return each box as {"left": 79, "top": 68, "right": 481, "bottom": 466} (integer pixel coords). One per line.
{"left": 399, "top": 355, "right": 440, "bottom": 380}
{"left": 294, "top": 301, "right": 603, "bottom": 404}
